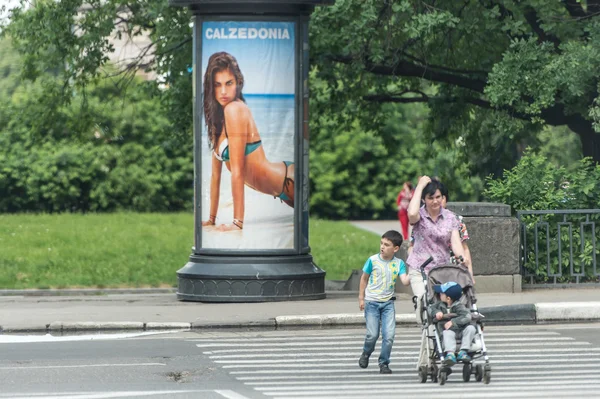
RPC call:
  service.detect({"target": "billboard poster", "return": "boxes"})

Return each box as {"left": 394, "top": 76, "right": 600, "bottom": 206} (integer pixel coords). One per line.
{"left": 200, "top": 21, "right": 296, "bottom": 250}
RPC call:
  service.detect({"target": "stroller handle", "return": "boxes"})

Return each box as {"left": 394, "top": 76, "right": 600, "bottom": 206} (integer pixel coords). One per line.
{"left": 420, "top": 256, "right": 434, "bottom": 272}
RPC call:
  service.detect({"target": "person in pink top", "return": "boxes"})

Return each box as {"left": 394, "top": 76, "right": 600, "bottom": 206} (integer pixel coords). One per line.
{"left": 406, "top": 176, "right": 469, "bottom": 325}
{"left": 396, "top": 181, "right": 414, "bottom": 240}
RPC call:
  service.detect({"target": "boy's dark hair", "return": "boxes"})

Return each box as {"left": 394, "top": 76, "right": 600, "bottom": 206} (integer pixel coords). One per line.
{"left": 421, "top": 178, "right": 444, "bottom": 201}
{"left": 382, "top": 230, "right": 403, "bottom": 247}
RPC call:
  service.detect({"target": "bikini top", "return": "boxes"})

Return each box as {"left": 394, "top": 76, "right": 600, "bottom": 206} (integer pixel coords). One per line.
{"left": 214, "top": 138, "right": 262, "bottom": 162}
{"left": 213, "top": 123, "right": 262, "bottom": 162}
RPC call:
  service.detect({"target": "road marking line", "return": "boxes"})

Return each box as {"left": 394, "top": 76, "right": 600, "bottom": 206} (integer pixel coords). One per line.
{"left": 236, "top": 368, "right": 600, "bottom": 380}
{"left": 229, "top": 363, "right": 600, "bottom": 374}
{"left": 271, "top": 393, "right": 588, "bottom": 399}
{"left": 189, "top": 331, "right": 560, "bottom": 342}
{"left": 0, "top": 390, "right": 222, "bottom": 399}
{"left": 209, "top": 351, "right": 600, "bottom": 359}
{"left": 215, "top": 390, "right": 251, "bottom": 399}
{"left": 0, "top": 363, "right": 165, "bottom": 370}
{"left": 199, "top": 341, "right": 588, "bottom": 351}
{"left": 256, "top": 379, "right": 600, "bottom": 391}
{"left": 244, "top": 374, "right": 600, "bottom": 385}
{"left": 195, "top": 337, "right": 573, "bottom": 347}
{"left": 220, "top": 357, "right": 600, "bottom": 367}
{"left": 260, "top": 384, "right": 600, "bottom": 396}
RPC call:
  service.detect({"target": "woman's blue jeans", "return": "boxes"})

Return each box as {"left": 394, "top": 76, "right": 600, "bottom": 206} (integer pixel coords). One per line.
{"left": 363, "top": 300, "right": 396, "bottom": 366}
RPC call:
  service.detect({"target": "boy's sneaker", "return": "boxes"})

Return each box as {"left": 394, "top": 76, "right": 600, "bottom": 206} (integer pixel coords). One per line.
{"left": 444, "top": 352, "right": 457, "bottom": 367}
{"left": 379, "top": 364, "right": 392, "bottom": 374}
{"left": 457, "top": 350, "right": 471, "bottom": 362}
{"left": 358, "top": 352, "right": 369, "bottom": 369}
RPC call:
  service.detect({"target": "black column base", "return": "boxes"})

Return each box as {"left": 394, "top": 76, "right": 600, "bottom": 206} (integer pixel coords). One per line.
{"left": 176, "top": 253, "right": 326, "bottom": 302}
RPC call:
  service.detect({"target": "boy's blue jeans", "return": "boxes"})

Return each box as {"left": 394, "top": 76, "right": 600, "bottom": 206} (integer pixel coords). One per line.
{"left": 363, "top": 300, "right": 396, "bottom": 366}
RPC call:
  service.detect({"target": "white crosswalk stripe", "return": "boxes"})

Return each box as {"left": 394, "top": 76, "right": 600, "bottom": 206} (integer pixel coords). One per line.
{"left": 192, "top": 326, "right": 600, "bottom": 399}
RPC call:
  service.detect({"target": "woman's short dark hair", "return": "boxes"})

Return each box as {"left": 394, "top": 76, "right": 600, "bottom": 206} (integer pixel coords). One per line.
{"left": 421, "top": 179, "right": 444, "bottom": 201}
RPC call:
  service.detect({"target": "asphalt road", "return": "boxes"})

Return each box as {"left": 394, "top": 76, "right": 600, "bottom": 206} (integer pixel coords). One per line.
{"left": 2, "top": 324, "right": 600, "bottom": 398}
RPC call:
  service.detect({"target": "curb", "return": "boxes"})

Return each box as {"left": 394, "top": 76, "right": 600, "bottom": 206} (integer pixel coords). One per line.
{"left": 275, "top": 313, "right": 416, "bottom": 327}
{"left": 1, "top": 322, "right": 193, "bottom": 334}
{"left": 536, "top": 302, "right": 600, "bottom": 322}
{"left": 3, "top": 302, "right": 600, "bottom": 334}
{"left": 476, "top": 304, "right": 537, "bottom": 325}
{"left": 274, "top": 302, "right": 600, "bottom": 327}
{"left": 0, "top": 288, "right": 177, "bottom": 297}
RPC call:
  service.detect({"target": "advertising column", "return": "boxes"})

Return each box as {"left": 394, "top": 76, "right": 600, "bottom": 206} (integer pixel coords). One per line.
{"left": 200, "top": 21, "right": 296, "bottom": 250}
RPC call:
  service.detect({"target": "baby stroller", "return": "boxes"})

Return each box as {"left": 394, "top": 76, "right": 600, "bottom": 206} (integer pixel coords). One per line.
{"left": 415, "top": 258, "right": 491, "bottom": 385}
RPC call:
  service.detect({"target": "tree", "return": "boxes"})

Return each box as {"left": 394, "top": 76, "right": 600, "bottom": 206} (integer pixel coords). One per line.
{"left": 1, "top": 0, "right": 595, "bottom": 216}
{"left": 5, "top": 0, "right": 598, "bottom": 162}
{"left": 309, "top": 69, "right": 483, "bottom": 219}
{"left": 309, "top": 0, "right": 600, "bottom": 162}
{"left": 6, "top": 0, "right": 599, "bottom": 163}
{"left": 2, "top": 0, "right": 193, "bottom": 135}
{"left": 0, "top": 36, "right": 193, "bottom": 213}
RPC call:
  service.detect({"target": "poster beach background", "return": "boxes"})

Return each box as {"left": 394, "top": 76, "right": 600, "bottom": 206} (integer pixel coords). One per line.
{"left": 200, "top": 21, "right": 296, "bottom": 250}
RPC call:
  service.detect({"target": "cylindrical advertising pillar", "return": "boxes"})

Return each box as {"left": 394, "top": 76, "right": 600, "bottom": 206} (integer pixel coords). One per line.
{"left": 170, "top": 0, "right": 334, "bottom": 302}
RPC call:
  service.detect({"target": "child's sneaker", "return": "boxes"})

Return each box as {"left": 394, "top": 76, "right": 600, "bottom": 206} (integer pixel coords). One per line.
{"left": 358, "top": 352, "right": 369, "bottom": 368}
{"left": 457, "top": 350, "right": 471, "bottom": 362}
{"left": 379, "top": 364, "right": 392, "bottom": 374}
{"left": 444, "top": 352, "right": 456, "bottom": 366}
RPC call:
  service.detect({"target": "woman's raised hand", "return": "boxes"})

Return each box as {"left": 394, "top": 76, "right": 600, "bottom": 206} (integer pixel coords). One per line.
{"left": 417, "top": 175, "right": 432, "bottom": 188}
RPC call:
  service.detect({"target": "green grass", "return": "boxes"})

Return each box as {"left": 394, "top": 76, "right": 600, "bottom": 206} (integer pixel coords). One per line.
{"left": 0, "top": 213, "right": 379, "bottom": 289}
{"left": 310, "top": 219, "right": 380, "bottom": 280}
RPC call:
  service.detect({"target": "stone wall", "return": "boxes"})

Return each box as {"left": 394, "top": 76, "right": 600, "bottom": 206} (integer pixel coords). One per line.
{"left": 446, "top": 202, "right": 520, "bottom": 276}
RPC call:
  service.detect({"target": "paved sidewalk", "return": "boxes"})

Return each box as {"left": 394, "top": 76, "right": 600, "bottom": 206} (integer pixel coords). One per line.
{"left": 2, "top": 287, "right": 600, "bottom": 333}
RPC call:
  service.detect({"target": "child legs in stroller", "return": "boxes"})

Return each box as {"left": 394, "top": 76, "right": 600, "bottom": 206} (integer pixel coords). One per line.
{"left": 442, "top": 325, "right": 477, "bottom": 365}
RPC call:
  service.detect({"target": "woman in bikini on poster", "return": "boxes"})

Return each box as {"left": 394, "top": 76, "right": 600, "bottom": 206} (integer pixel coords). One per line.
{"left": 201, "top": 51, "right": 295, "bottom": 232}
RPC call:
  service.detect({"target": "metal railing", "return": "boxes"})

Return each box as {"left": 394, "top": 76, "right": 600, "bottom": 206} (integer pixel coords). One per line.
{"left": 517, "top": 209, "right": 600, "bottom": 286}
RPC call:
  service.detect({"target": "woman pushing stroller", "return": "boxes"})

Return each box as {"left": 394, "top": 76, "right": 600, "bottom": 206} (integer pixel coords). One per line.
{"left": 406, "top": 176, "right": 471, "bottom": 324}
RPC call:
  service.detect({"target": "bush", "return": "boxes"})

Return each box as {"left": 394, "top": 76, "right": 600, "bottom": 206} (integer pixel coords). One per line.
{"left": 0, "top": 142, "right": 193, "bottom": 213}
{"left": 484, "top": 148, "right": 600, "bottom": 211}
{"left": 484, "top": 149, "right": 600, "bottom": 283}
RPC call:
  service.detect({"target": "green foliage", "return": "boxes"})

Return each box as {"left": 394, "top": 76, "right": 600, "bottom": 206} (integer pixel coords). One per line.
{"left": 2, "top": 0, "right": 596, "bottom": 219}
{"left": 484, "top": 149, "right": 600, "bottom": 283}
{"left": 537, "top": 126, "right": 583, "bottom": 170}
{"left": 2, "top": 0, "right": 194, "bottom": 135}
{"left": 0, "top": 142, "right": 193, "bottom": 213}
{"left": 309, "top": 69, "right": 483, "bottom": 219}
{"left": 310, "top": 0, "right": 599, "bottom": 162}
{"left": 484, "top": 149, "right": 600, "bottom": 211}
{"left": 0, "top": 37, "right": 193, "bottom": 213}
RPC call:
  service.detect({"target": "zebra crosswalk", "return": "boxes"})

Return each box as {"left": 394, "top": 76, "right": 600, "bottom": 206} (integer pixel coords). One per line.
{"left": 192, "top": 326, "right": 600, "bottom": 399}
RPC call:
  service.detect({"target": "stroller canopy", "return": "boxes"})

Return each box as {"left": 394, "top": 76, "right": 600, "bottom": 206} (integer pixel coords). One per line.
{"left": 426, "top": 264, "right": 476, "bottom": 306}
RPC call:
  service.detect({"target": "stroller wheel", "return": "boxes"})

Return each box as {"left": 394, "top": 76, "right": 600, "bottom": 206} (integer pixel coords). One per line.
{"left": 462, "top": 363, "right": 472, "bottom": 382}
{"left": 439, "top": 369, "right": 447, "bottom": 386}
{"left": 483, "top": 364, "right": 492, "bottom": 384}
{"left": 429, "top": 364, "right": 438, "bottom": 382}
{"left": 475, "top": 364, "right": 484, "bottom": 382}
{"left": 418, "top": 366, "right": 427, "bottom": 383}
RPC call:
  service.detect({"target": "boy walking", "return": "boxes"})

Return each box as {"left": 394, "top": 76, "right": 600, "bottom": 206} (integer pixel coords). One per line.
{"left": 428, "top": 281, "right": 476, "bottom": 366}
{"left": 358, "top": 230, "right": 409, "bottom": 374}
